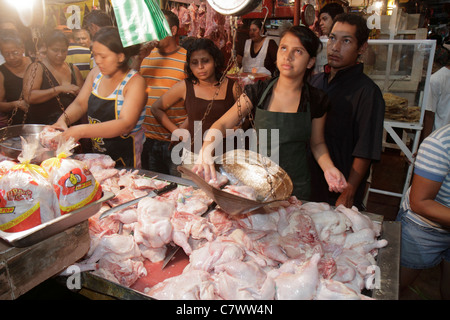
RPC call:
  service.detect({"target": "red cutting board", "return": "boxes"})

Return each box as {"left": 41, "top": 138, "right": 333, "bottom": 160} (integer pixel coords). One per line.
{"left": 131, "top": 249, "right": 190, "bottom": 293}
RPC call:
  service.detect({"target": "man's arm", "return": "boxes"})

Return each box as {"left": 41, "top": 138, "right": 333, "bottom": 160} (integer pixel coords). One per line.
{"left": 335, "top": 157, "right": 371, "bottom": 208}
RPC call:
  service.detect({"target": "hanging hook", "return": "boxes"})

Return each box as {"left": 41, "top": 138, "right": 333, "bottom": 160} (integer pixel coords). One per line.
{"left": 261, "top": 6, "right": 269, "bottom": 36}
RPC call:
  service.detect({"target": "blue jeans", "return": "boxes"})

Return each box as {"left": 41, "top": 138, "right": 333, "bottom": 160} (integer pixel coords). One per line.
{"left": 396, "top": 207, "right": 450, "bottom": 269}
{"left": 141, "top": 138, "right": 181, "bottom": 177}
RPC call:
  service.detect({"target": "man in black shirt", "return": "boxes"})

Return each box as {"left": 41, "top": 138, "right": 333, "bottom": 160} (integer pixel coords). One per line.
{"left": 310, "top": 13, "right": 385, "bottom": 211}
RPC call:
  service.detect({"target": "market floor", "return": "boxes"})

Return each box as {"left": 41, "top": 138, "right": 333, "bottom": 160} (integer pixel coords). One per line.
{"left": 367, "top": 148, "right": 442, "bottom": 300}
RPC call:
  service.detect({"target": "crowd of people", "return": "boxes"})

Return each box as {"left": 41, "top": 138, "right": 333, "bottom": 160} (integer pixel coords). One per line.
{"left": 0, "top": 5, "right": 449, "bottom": 299}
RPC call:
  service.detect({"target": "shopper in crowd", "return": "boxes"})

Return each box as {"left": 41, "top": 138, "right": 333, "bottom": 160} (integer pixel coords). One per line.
{"left": 0, "top": 30, "right": 32, "bottom": 126}
{"left": 83, "top": 9, "right": 113, "bottom": 39}
{"left": 309, "top": 13, "right": 385, "bottom": 210}
{"left": 193, "top": 25, "right": 347, "bottom": 200}
{"left": 83, "top": 9, "right": 113, "bottom": 68}
{"left": 23, "top": 29, "right": 84, "bottom": 125}
{"left": 396, "top": 124, "right": 450, "bottom": 300}
{"left": 73, "top": 28, "right": 91, "bottom": 49}
{"left": 422, "top": 41, "right": 449, "bottom": 142}
{"left": 52, "top": 26, "right": 147, "bottom": 168}
{"left": 0, "top": 16, "right": 20, "bottom": 65}
{"left": 237, "top": 20, "right": 278, "bottom": 77}
{"left": 151, "top": 38, "right": 239, "bottom": 166}
{"left": 66, "top": 29, "right": 92, "bottom": 80}
{"left": 318, "top": 3, "right": 345, "bottom": 38}
{"left": 137, "top": 10, "right": 188, "bottom": 176}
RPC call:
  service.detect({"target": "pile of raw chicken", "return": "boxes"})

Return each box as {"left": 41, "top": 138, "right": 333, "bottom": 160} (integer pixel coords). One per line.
{"left": 73, "top": 154, "right": 388, "bottom": 300}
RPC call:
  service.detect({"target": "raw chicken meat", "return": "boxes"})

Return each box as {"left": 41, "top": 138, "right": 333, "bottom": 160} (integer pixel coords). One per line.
{"left": 223, "top": 185, "right": 257, "bottom": 200}
{"left": 74, "top": 153, "right": 116, "bottom": 169}
{"left": 39, "top": 126, "right": 62, "bottom": 150}
{"left": 146, "top": 269, "right": 215, "bottom": 300}
{"left": 134, "top": 197, "right": 175, "bottom": 249}
{"left": 68, "top": 156, "right": 389, "bottom": 298}
{"left": 269, "top": 253, "right": 321, "bottom": 300}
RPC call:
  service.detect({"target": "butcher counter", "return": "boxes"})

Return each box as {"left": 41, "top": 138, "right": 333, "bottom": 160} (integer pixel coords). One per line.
{"left": 0, "top": 169, "right": 400, "bottom": 300}
{"left": 71, "top": 171, "right": 402, "bottom": 301}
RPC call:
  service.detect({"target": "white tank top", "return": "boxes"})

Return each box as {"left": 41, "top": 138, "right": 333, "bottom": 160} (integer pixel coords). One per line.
{"left": 242, "top": 37, "right": 271, "bottom": 76}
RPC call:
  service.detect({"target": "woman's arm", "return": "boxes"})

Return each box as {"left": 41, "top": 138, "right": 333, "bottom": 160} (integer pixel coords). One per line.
{"left": 310, "top": 114, "right": 347, "bottom": 193}
{"left": 72, "top": 64, "right": 85, "bottom": 87}
{"left": 53, "top": 68, "right": 99, "bottom": 130}
{"left": 151, "top": 80, "right": 186, "bottom": 134}
{"left": 410, "top": 174, "right": 450, "bottom": 227}
{"left": 23, "top": 62, "right": 80, "bottom": 104}
{"left": 193, "top": 93, "right": 253, "bottom": 182}
{"left": 62, "top": 72, "right": 147, "bottom": 141}
{"left": 0, "top": 72, "right": 28, "bottom": 113}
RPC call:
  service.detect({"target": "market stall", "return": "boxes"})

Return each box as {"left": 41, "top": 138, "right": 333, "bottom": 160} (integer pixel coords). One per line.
{"left": 7, "top": 0, "right": 446, "bottom": 301}
{"left": 60, "top": 166, "right": 399, "bottom": 300}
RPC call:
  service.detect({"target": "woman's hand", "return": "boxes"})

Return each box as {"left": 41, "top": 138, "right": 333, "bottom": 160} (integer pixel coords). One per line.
{"left": 58, "top": 84, "right": 81, "bottom": 96}
{"left": 192, "top": 148, "right": 217, "bottom": 183}
{"left": 51, "top": 116, "right": 69, "bottom": 131}
{"left": 61, "top": 124, "right": 85, "bottom": 143}
{"left": 324, "top": 167, "right": 347, "bottom": 193}
{"left": 14, "top": 100, "right": 28, "bottom": 113}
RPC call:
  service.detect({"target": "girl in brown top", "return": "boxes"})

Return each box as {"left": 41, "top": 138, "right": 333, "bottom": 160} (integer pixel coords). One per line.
{"left": 152, "top": 38, "right": 239, "bottom": 162}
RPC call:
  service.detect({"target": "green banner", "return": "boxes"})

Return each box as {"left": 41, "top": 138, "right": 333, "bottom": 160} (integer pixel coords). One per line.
{"left": 111, "top": 0, "right": 171, "bottom": 47}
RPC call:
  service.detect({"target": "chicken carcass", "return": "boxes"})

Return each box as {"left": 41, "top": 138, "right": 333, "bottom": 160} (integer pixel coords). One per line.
{"left": 171, "top": 210, "right": 215, "bottom": 255}
{"left": 213, "top": 259, "right": 276, "bottom": 300}
{"left": 133, "top": 197, "right": 175, "bottom": 260}
{"left": 269, "top": 253, "right": 321, "bottom": 300}
{"left": 147, "top": 269, "right": 215, "bottom": 300}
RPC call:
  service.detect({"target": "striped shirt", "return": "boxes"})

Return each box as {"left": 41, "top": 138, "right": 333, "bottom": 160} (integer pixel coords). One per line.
{"left": 402, "top": 124, "right": 450, "bottom": 230}
{"left": 65, "top": 44, "right": 91, "bottom": 80}
{"left": 140, "top": 47, "right": 187, "bottom": 141}
{"left": 92, "top": 69, "right": 145, "bottom": 134}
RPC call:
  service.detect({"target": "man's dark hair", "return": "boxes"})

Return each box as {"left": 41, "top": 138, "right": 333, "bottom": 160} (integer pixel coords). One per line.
{"left": 319, "top": 3, "right": 344, "bottom": 20}
{"left": 332, "top": 13, "right": 370, "bottom": 48}
{"left": 162, "top": 10, "right": 179, "bottom": 29}
{"left": 83, "top": 9, "right": 112, "bottom": 28}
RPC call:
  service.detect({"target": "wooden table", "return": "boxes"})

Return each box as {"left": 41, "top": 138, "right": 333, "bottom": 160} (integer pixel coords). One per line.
{"left": 0, "top": 221, "right": 90, "bottom": 300}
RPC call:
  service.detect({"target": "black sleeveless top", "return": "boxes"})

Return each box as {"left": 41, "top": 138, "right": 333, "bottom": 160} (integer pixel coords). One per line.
{"left": 26, "top": 61, "right": 77, "bottom": 125}
{"left": 0, "top": 63, "right": 26, "bottom": 125}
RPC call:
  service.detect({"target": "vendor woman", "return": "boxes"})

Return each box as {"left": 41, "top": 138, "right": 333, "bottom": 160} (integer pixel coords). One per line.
{"left": 237, "top": 20, "right": 278, "bottom": 77}
{"left": 193, "top": 26, "right": 347, "bottom": 200}
{"left": 52, "top": 26, "right": 147, "bottom": 168}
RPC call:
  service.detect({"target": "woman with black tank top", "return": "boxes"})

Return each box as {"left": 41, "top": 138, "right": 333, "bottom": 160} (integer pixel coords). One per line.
{"left": 0, "top": 30, "right": 32, "bottom": 126}
{"left": 23, "top": 29, "right": 83, "bottom": 125}
{"left": 151, "top": 38, "right": 239, "bottom": 165}
{"left": 193, "top": 26, "right": 348, "bottom": 200}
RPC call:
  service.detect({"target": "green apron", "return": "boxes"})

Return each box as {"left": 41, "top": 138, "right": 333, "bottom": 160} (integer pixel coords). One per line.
{"left": 254, "top": 79, "right": 312, "bottom": 200}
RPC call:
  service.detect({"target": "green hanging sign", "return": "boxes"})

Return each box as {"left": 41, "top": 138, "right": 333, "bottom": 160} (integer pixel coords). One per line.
{"left": 111, "top": 0, "right": 171, "bottom": 47}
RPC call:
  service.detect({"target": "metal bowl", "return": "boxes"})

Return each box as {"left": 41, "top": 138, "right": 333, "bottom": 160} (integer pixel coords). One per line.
{"left": 0, "top": 124, "right": 55, "bottom": 163}
{"left": 218, "top": 149, "right": 293, "bottom": 202}
{"left": 178, "top": 150, "right": 293, "bottom": 216}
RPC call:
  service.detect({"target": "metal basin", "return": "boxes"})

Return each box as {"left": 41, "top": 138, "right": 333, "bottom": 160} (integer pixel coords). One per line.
{"left": 0, "top": 124, "right": 55, "bottom": 163}
{"left": 178, "top": 149, "right": 293, "bottom": 215}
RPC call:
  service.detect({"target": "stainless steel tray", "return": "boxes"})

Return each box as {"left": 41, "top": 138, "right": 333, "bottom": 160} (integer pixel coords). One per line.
{"left": 0, "top": 124, "right": 55, "bottom": 163}
{"left": 0, "top": 191, "right": 114, "bottom": 247}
